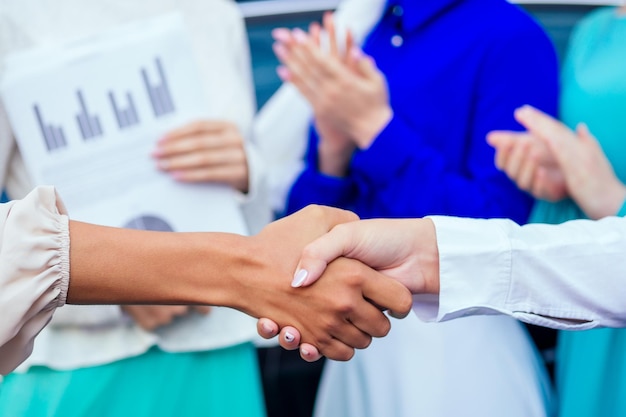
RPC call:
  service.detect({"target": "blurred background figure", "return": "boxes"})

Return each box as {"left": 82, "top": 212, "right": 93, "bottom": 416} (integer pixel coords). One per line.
{"left": 0, "top": 0, "right": 271, "bottom": 416}
{"left": 260, "top": 0, "right": 559, "bottom": 416}
{"left": 488, "top": 4, "right": 626, "bottom": 416}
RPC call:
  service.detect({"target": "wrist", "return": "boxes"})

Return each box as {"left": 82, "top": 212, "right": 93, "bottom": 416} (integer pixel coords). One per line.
{"left": 318, "top": 140, "right": 355, "bottom": 177}
{"left": 352, "top": 106, "right": 393, "bottom": 149}
{"left": 586, "top": 181, "right": 626, "bottom": 219}
{"left": 418, "top": 219, "right": 440, "bottom": 295}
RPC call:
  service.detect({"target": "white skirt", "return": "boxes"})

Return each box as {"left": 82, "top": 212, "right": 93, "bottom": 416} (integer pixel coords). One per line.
{"left": 313, "top": 313, "right": 554, "bottom": 417}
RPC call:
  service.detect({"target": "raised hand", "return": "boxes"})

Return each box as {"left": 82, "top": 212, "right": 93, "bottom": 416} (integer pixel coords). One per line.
{"left": 152, "top": 120, "right": 249, "bottom": 193}
{"left": 271, "top": 13, "right": 392, "bottom": 175}
{"left": 488, "top": 105, "right": 626, "bottom": 219}
{"left": 487, "top": 126, "right": 567, "bottom": 202}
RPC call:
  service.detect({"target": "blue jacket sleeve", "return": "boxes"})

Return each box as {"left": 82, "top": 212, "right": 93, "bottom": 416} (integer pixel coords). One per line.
{"left": 349, "top": 27, "right": 559, "bottom": 222}
{"left": 285, "top": 126, "right": 359, "bottom": 215}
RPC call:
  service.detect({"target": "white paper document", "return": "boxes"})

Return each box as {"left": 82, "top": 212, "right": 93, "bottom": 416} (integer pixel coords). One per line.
{"left": 1, "top": 13, "right": 248, "bottom": 235}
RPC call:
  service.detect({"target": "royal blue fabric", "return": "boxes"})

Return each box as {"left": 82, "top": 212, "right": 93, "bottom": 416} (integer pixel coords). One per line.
{"left": 286, "top": 0, "right": 559, "bottom": 222}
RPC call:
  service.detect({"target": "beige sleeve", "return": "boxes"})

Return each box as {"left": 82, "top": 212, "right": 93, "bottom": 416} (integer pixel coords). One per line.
{"left": 0, "top": 186, "right": 70, "bottom": 375}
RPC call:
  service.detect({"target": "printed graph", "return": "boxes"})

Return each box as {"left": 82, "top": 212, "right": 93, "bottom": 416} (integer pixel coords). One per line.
{"left": 34, "top": 104, "right": 67, "bottom": 151}
{"left": 109, "top": 91, "right": 140, "bottom": 129}
{"left": 141, "top": 57, "right": 175, "bottom": 117}
{"left": 76, "top": 90, "right": 103, "bottom": 140}
{"left": 30, "top": 55, "right": 176, "bottom": 152}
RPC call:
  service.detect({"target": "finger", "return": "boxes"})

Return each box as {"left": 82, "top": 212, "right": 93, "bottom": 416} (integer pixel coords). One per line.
{"left": 300, "top": 343, "right": 323, "bottom": 362}
{"left": 274, "top": 39, "right": 318, "bottom": 99}
{"left": 341, "top": 298, "right": 392, "bottom": 340}
{"left": 323, "top": 11, "right": 339, "bottom": 57}
{"left": 501, "top": 137, "right": 531, "bottom": 185}
{"left": 157, "top": 146, "right": 246, "bottom": 172}
{"left": 290, "top": 28, "right": 331, "bottom": 80}
{"left": 515, "top": 151, "right": 538, "bottom": 192}
{"left": 576, "top": 122, "right": 600, "bottom": 148}
{"left": 486, "top": 131, "right": 519, "bottom": 171}
{"left": 292, "top": 223, "right": 356, "bottom": 288}
{"left": 276, "top": 65, "right": 291, "bottom": 82}
{"left": 353, "top": 49, "right": 380, "bottom": 80}
{"left": 257, "top": 318, "right": 279, "bottom": 339}
{"left": 514, "top": 105, "right": 574, "bottom": 164}
{"left": 271, "top": 28, "right": 294, "bottom": 44}
{"left": 168, "top": 305, "right": 191, "bottom": 317}
{"left": 361, "top": 271, "right": 413, "bottom": 321}
{"left": 510, "top": 137, "right": 543, "bottom": 192}
{"left": 194, "top": 306, "right": 212, "bottom": 315}
{"left": 159, "top": 120, "right": 232, "bottom": 142}
{"left": 309, "top": 21, "right": 321, "bottom": 48}
{"left": 155, "top": 131, "right": 240, "bottom": 160}
{"left": 278, "top": 326, "right": 301, "bottom": 350}
{"left": 319, "top": 338, "right": 355, "bottom": 361}
{"left": 344, "top": 29, "right": 355, "bottom": 68}
{"left": 169, "top": 164, "right": 248, "bottom": 185}
{"left": 533, "top": 167, "right": 566, "bottom": 202}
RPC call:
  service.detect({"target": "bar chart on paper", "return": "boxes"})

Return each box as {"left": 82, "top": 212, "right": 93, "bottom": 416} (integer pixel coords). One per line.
{"left": 29, "top": 56, "right": 180, "bottom": 154}
{"left": 0, "top": 12, "right": 247, "bottom": 237}
{"left": 0, "top": 11, "right": 210, "bottom": 184}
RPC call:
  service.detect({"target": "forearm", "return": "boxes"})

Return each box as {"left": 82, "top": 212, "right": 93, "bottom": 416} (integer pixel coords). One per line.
{"left": 67, "top": 221, "right": 250, "bottom": 308}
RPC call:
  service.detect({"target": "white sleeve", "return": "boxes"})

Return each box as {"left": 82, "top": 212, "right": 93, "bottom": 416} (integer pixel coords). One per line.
{"left": 0, "top": 186, "right": 70, "bottom": 375}
{"left": 412, "top": 215, "right": 626, "bottom": 330}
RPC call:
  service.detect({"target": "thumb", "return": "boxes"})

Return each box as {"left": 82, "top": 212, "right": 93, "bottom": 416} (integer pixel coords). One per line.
{"left": 351, "top": 47, "right": 380, "bottom": 79}
{"left": 515, "top": 105, "right": 573, "bottom": 169}
{"left": 576, "top": 122, "right": 599, "bottom": 147}
{"left": 292, "top": 223, "right": 357, "bottom": 288}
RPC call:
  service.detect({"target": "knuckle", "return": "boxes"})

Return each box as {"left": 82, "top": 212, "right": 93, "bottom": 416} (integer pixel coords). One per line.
{"left": 356, "top": 336, "right": 372, "bottom": 350}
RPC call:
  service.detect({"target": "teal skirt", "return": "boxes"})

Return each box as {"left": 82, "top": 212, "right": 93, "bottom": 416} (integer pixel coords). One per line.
{"left": 0, "top": 342, "right": 266, "bottom": 417}
{"left": 556, "top": 329, "right": 626, "bottom": 417}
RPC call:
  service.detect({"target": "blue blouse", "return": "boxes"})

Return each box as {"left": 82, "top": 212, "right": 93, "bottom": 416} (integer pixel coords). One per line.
{"left": 286, "top": 0, "right": 559, "bottom": 222}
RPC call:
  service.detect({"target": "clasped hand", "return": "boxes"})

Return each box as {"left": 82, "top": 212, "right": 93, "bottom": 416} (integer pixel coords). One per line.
{"left": 487, "top": 105, "right": 626, "bottom": 219}
{"left": 272, "top": 13, "right": 392, "bottom": 176}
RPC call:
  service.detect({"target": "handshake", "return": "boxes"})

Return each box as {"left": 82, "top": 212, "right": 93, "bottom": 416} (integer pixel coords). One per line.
{"left": 237, "top": 205, "right": 439, "bottom": 362}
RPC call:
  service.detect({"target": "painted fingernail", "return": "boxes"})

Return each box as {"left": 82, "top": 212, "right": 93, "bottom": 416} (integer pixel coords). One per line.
{"left": 276, "top": 66, "right": 290, "bottom": 81}
{"left": 293, "top": 28, "right": 307, "bottom": 43}
{"left": 272, "top": 42, "right": 287, "bottom": 60}
{"left": 271, "top": 28, "right": 291, "bottom": 42}
{"left": 350, "top": 46, "right": 363, "bottom": 60}
{"left": 262, "top": 322, "right": 274, "bottom": 334}
{"left": 291, "top": 269, "right": 308, "bottom": 287}
{"left": 284, "top": 331, "right": 295, "bottom": 343}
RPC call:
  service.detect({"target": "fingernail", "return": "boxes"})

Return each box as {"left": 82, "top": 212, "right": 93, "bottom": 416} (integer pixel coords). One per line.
{"left": 293, "top": 28, "right": 307, "bottom": 43}
{"left": 272, "top": 42, "right": 288, "bottom": 61}
{"left": 262, "top": 322, "right": 274, "bottom": 334}
{"left": 271, "top": 28, "right": 291, "bottom": 42}
{"left": 276, "top": 66, "right": 290, "bottom": 81}
{"left": 292, "top": 269, "right": 308, "bottom": 287}
{"left": 301, "top": 347, "right": 309, "bottom": 357}
{"left": 284, "top": 331, "right": 295, "bottom": 343}
{"left": 350, "top": 46, "right": 363, "bottom": 60}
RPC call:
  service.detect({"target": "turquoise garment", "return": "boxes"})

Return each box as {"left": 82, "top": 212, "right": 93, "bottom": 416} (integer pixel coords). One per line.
{"left": 528, "top": 7, "right": 626, "bottom": 417}
{"left": 0, "top": 343, "right": 266, "bottom": 417}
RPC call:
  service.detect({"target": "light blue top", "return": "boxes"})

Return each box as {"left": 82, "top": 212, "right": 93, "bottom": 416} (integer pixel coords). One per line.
{"left": 529, "top": 7, "right": 626, "bottom": 417}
